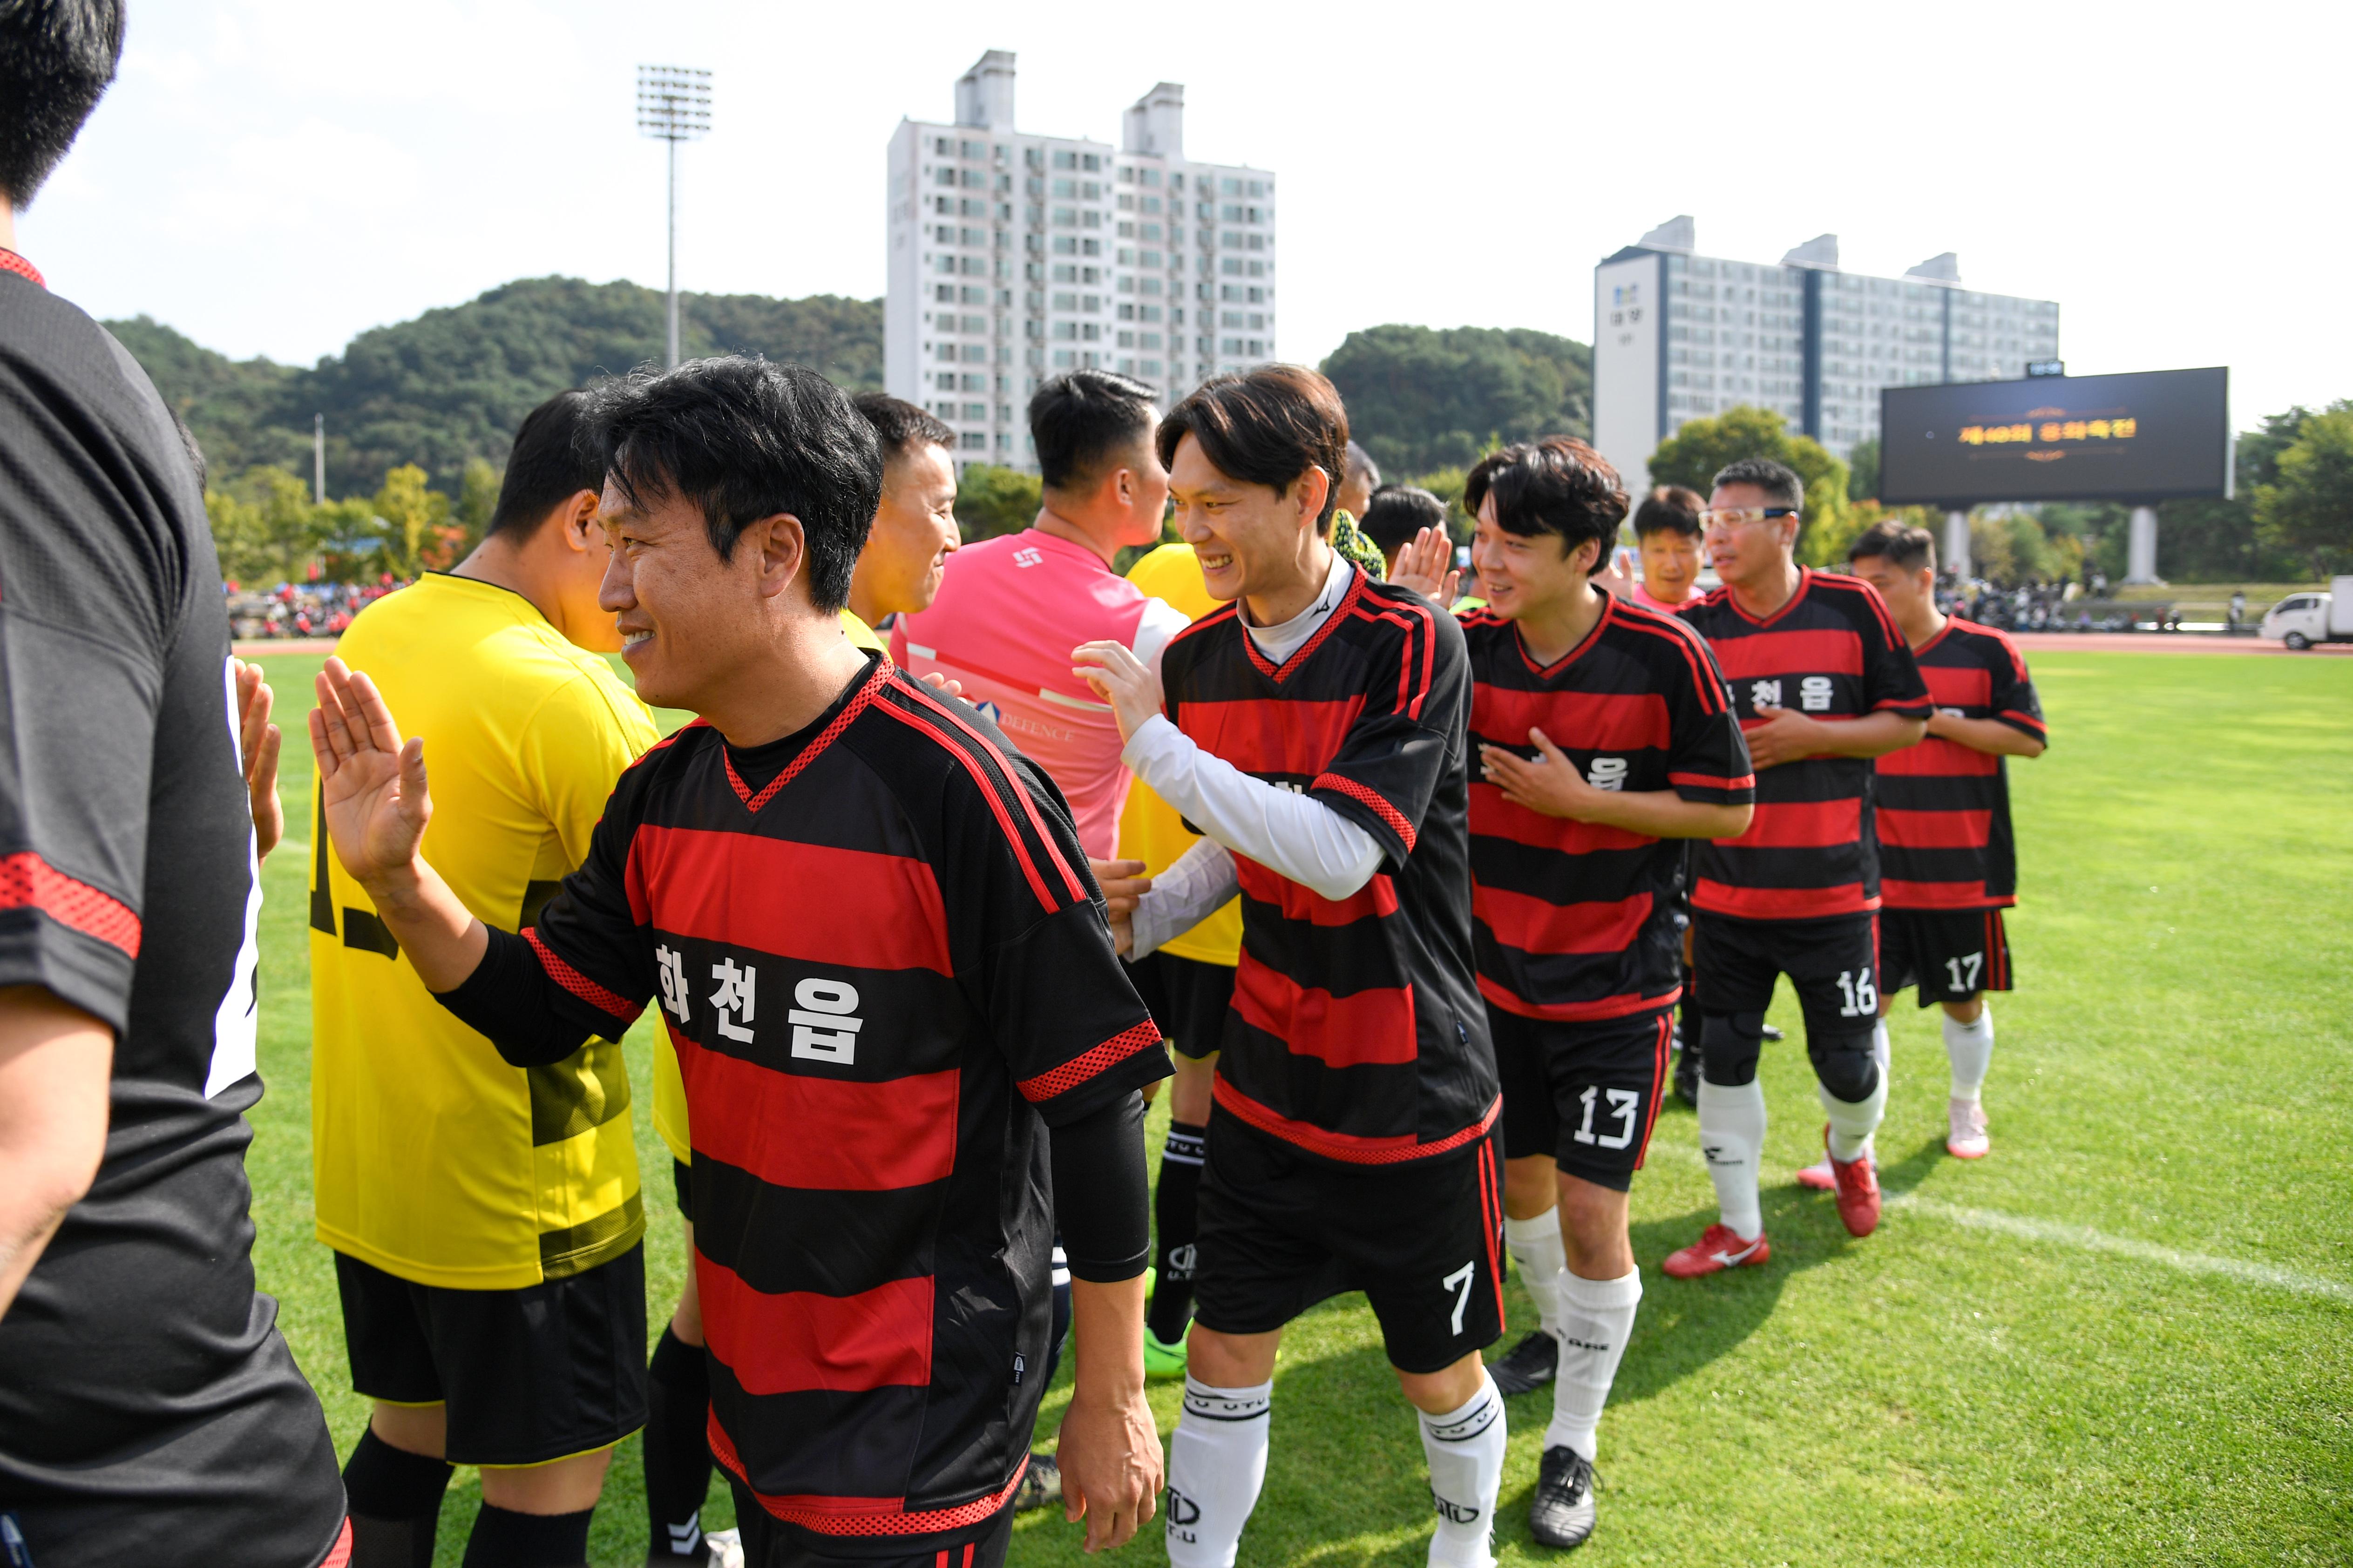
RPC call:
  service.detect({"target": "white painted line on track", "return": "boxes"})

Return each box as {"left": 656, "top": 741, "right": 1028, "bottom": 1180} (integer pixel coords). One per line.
{"left": 1647, "top": 1141, "right": 2353, "bottom": 1304}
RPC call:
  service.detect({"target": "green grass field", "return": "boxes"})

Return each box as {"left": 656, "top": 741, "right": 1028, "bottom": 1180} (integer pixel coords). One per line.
{"left": 241, "top": 649, "right": 2353, "bottom": 1566}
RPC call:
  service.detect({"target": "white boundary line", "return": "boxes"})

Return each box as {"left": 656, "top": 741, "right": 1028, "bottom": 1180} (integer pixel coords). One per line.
{"left": 1649, "top": 1142, "right": 2353, "bottom": 1305}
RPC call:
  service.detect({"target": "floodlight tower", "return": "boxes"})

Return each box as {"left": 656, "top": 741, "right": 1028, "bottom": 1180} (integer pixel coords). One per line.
{"left": 637, "top": 65, "right": 712, "bottom": 369}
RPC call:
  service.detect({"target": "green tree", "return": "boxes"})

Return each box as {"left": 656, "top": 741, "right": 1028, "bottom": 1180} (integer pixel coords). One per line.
{"left": 2255, "top": 401, "right": 2353, "bottom": 578}
{"left": 1646, "top": 406, "right": 1853, "bottom": 566}
{"left": 1321, "top": 325, "right": 1591, "bottom": 477}
{"left": 207, "top": 463, "right": 338, "bottom": 586}
{"left": 456, "top": 457, "right": 502, "bottom": 558}
{"left": 1845, "top": 439, "right": 1879, "bottom": 502}
{"left": 953, "top": 464, "right": 1042, "bottom": 542}
{"left": 371, "top": 464, "right": 455, "bottom": 576}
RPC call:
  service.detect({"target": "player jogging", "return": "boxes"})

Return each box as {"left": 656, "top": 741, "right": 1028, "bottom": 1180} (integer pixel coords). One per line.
{"left": 310, "top": 391, "right": 664, "bottom": 1566}
{"left": 1077, "top": 367, "right": 1509, "bottom": 1568}
{"left": 1838, "top": 522, "right": 2045, "bottom": 1160}
{"left": 311, "top": 358, "right": 1166, "bottom": 1568}
{"left": 638, "top": 392, "right": 963, "bottom": 1565}
{"left": 1457, "top": 439, "right": 1753, "bottom": 1548}
{"left": 1115, "top": 540, "right": 1244, "bottom": 1382}
{"left": 1665, "top": 459, "right": 1930, "bottom": 1277}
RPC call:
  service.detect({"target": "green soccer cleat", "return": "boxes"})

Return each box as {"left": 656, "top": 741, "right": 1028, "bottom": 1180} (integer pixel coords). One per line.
{"left": 1144, "top": 1321, "right": 1191, "bottom": 1379}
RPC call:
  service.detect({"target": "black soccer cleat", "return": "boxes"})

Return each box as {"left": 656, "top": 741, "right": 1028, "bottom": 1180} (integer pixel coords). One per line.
{"left": 1012, "top": 1453, "right": 1062, "bottom": 1513}
{"left": 1488, "top": 1331, "right": 1558, "bottom": 1395}
{"left": 1761, "top": 1022, "right": 1785, "bottom": 1041}
{"left": 1528, "top": 1444, "right": 1598, "bottom": 1549}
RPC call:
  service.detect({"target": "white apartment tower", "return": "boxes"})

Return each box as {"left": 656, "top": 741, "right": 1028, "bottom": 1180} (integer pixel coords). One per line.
{"left": 887, "top": 50, "right": 1278, "bottom": 469}
{"left": 1593, "top": 216, "right": 2060, "bottom": 494}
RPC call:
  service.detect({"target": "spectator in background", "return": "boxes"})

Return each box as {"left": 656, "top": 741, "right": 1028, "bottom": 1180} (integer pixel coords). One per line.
{"left": 1358, "top": 484, "right": 1449, "bottom": 578}
{"left": 0, "top": 3, "right": 350, "bottom": 1561}
{"left": 1630, "top": 485, "right": 1708, "bottom": 613}
{"left": 844, "top": 393, "right": 960, "bottom": 644}
{"left": 1336, "top": 439, "right": 1381, "bottom": 522}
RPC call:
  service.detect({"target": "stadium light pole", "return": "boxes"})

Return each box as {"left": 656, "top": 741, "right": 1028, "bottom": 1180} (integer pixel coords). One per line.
{"left": 637, "top": 66, "right": 712, "bottom": 370}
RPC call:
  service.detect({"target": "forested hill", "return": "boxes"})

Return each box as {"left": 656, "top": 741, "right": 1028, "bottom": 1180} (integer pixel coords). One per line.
{"left": 1323, "top": 324, "right": 1593, "bottom": 476}
{"left": 110, "top": 277, "right": 883, "bottom": 499}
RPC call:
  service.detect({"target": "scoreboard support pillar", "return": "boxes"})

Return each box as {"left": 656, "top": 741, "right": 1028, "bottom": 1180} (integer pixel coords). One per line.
{"left": 1945, "top": 509, "right": 1972, "bottom": 580}
{"left": 2125, "top": 504, "right": 2163, "bottom": 584}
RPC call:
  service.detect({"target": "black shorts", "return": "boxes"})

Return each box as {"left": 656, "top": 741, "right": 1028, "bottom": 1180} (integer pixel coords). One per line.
{"left": 1193, "top": 1115, "right": 1505, "bottom": 1375}
{"left": 334, "top": 1244, "right": 648, "bottom": 1467}
{"left": 727, "top": 1486, "right": 1011, "bottom": 1568}
{"left": 1490, "top": 1006, "right": 1674, "bottom": 1192}
{"left": 1879, "top": 907, "right": 2013, "bottom": 1006}
{"left": 1692, "top": 911, "right": 1880, "bottom": 1041}
{"left": 1131, "top": 951, "right": 1236, "bottom": 1061}
{"left": 674, "top": 1156, "right": 693, "bottom": 1223}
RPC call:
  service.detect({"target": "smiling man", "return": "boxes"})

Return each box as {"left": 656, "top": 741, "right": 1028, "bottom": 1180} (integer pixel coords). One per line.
{"left": 1667, "top": 460, "right": 1931, "bottom": 1276}
{"left": 1076, "top": 366, "right": 1506, "bottom": 1568}
{"left": 1456, "top": 438, "right": 1752, "bottom": 1549}
{"left": 311, "top": 357, "right": 1166, "bottom": 1568}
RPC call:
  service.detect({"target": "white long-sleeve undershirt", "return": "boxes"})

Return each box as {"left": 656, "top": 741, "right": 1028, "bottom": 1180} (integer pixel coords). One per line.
{"left": 1122, "top": 549, "right": 1386, "bottom": 958}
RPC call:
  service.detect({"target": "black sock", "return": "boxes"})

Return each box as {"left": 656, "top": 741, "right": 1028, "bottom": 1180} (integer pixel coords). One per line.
{"left": 1147, "top": 1122, "right": 1206, "bottom": 1345}
{"left": 342, "top": 1428, "right": 453, "bottom": 1568}
{"left": 461, "top": 1502, "right": 592, "bottom": 1568}
{"left": 644, "top": 1327, "right": 714, "bottom": 1560}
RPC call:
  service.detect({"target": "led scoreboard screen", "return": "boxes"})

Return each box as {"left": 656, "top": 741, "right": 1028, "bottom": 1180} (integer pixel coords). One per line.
{"left": 1878, "top": 367, "right": 2231, "bottom": 506}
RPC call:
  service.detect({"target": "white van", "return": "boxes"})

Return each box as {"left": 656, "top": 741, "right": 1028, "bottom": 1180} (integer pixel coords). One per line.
{"left": 2260, "top": 579, "right": 2353, "bottom": 649}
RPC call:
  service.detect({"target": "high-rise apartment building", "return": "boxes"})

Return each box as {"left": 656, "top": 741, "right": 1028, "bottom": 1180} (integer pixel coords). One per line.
{"left": 886, "top": 51, "right": 1278, "bottom": 470}
{"left": 1593, "top": 216, "right": 2059, "bottom": 493}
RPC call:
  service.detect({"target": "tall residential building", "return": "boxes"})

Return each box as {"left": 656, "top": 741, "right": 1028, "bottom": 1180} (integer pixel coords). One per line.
{"left": 887, "top": 50, "right": 1278, "bottom": 470}
{"left": 1592, "top": 216, "right": 2060, "bottom": 493}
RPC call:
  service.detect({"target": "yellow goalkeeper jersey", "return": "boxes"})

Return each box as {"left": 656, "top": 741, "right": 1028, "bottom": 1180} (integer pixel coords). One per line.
{"left": 1117, "top": 544, "right": 1241, "bottom": 968}
{"left": 648, "top": 607, "right": 887, "bottom": 1166}
{"left": 310, "top": 573, "right": 659, "bottom": 1289}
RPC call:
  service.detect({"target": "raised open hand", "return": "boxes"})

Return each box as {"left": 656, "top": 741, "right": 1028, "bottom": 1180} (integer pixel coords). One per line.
{"left": 1389, "top": 525, "right": 1461, "bottom": 606}
{"left": 232, "top": 658, "right": 285, "bottom": 858}
{"left": 308, "top": 657, "right": 431, "bottom": 889}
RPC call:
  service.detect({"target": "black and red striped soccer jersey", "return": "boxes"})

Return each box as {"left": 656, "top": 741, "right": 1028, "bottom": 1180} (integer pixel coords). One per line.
{"left": 1159, "top": 570, "right": 1498, "bottom": 1164}
{"left": 519, "top": 653, "right": 1167, "bottom": 1536}
{"left": 1875, "top": 618, "right": 2045, "bottom": 909}
{"left": 1677, "top": 569, "right": 1933, "bottom": 921}
{"left": 1461, "top": 595, "right": 1754, "bottom": 1021}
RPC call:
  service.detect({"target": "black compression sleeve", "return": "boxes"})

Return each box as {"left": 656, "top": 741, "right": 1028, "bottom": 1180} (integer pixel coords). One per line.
{"left": 434, "top": 925, "right": 594, "bottom": 1068}
{"left": 1050, "top": 1091, "right": 1152, "bottom": 1283}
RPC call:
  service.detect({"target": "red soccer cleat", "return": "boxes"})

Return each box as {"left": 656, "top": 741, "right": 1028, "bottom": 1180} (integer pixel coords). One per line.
{"left": 1827, "top": 1129, "right": 1882, "bottom": 1237}
{"left": 1661, "top": 1223, "right": 1772, "bottom": 1279}
{"left": 1794, "top": 1154, "right": 1835, "bottom": 1191}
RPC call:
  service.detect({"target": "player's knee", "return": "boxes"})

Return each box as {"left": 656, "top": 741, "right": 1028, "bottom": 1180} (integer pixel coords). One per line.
{"left": 1698, "top": 1012, "right": 1765, "bottom": 1087}
{"left": 1809, "top": 1033, "right": 1879, "bottom": 1102}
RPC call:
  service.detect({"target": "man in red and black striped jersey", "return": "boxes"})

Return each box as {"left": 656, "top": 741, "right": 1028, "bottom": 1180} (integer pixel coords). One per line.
{"left": 1663, "top": 459, "right": 1931, "bottom": 1277}
{"left": 310, "top": 358, "right": 1167, "bottom": 1568}
{"left": 1074, "top": 368, "right": 1509, "bottom": 1568}
{"left": 1458, "top": 438, "right": 1753, "bottom": 1548}
{"left": 1844, "top": 523, "right": 2045, "bottom": 1162}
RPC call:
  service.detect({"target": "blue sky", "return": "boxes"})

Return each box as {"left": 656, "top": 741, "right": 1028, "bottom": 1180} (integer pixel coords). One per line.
{"left": 20, "top": 0, "right": 2342, "bottom": 430}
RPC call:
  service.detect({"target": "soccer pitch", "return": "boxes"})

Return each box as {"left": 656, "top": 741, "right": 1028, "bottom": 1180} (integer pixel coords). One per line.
{"left": 239, "top": 649, "right": 2353, "bottom": 1566}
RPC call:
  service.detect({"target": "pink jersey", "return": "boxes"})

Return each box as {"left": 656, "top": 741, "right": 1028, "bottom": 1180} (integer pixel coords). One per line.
{"left": 1634, "top": 580, "right": 1702, "bottom": 615}
{"left": 891, "top": 528, "right": 1190, "bottom": 859}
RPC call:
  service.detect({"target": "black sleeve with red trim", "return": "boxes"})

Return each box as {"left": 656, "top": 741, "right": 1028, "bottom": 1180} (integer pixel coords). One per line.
{"left": 0, "top": 338, "right": 187, "bottom": 1034}
{"left": 1306, "top": 593, "right": 1468, "bottom": 869}
{"left": 927, "top": 706, "right": 1169, "bottom": 1126}
{"left": 1985, "top": 634, "right": 2047, "bottom": 741}
{"left": 1853, "top": 582, "right": 1933, "bottom": 717}
{"left": 1050, "top": 1091, "right": 1151, "bottom": 1282}
{"left": 1663, "top": 629, "right": 1756, "bottom": 807}
{"left": 436, "top": 924, "right": 599, "bottom": 1068}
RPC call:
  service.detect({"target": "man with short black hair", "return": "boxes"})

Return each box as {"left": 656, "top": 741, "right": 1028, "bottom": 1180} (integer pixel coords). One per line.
{"left": 640, "top": 389, "right": 962, "bottom": 1562}
{"left": 1360, "top": 484, "right": 1449, "bottom": 576}
{"left": 0, "top": 4, "right": 350, "bottom": 1561}
{"left": 1078, "top": 366, "right": 1507, "bottom": 1568}
{"left": 313, "top": 356, "right": 1165, "bottom": 1568}
{"left": 1664, "top": 460, "right": 1931, "bottom": 1277}
{"left": 1838, "top": 521, "right": 2045, "bottom": 1162}
{"left": 891, "top": 369, "right": 1186, "bottom": 860}
{"left": 312, "top": 387, "right": 662, "bottom": 1568}
{"left": 1628, "top": 486, "right": 1707, "bottom": 614}
{"left": 1457, "top": 439, "right": 1752, "bottom": 1548}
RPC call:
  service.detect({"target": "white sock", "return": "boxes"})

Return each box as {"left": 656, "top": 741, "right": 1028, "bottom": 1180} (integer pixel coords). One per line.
{"left": 1503, "top": 1212, "right": 1566, "bottom": 1336}
{"left": 1166, "top": 1379, "right": 1271, "bottom": 1568}
{"left": 1546, "top": 1266, "right": 1642, "bottom": 1461}
{"left": 1696, "top": 1079, "right": 1767, "bottom": 1241}
{"left": 1417, "top": 1372, "right": 1505, "bottom": 1568}
{"left": 1944, "top": 1005, "right": 1994, "bottom": 1101}
{"left": 1821, "top": 1047, "right": 1890, "bottom": 1163}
